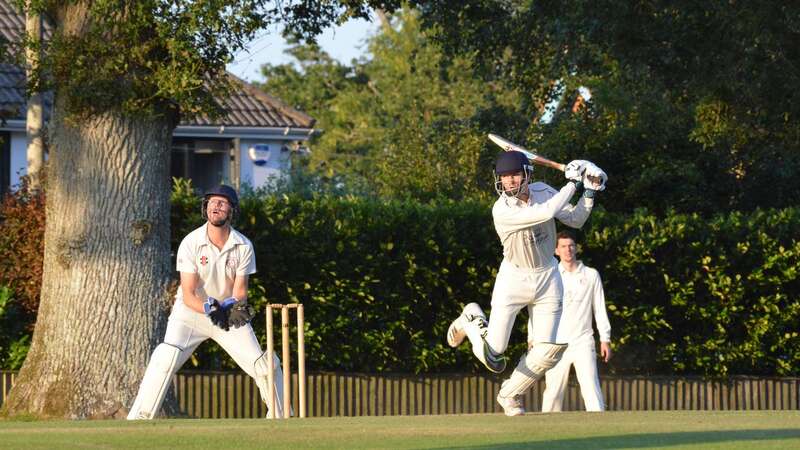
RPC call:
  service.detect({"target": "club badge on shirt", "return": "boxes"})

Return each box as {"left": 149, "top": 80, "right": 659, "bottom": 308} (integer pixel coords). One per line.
{"left": 200, "top": 255, "right": 208, "bottom": 266}
{"left": 226, "top": 256, "right": 238, "bottom": 268}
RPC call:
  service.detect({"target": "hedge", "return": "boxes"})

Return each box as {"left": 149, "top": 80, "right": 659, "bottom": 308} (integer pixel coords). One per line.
{"left": 2, "top": 180, "right": 798, "bottom": 376}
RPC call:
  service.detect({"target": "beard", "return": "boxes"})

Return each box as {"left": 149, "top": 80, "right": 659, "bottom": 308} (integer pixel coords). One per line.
{"left": 208, "top": 212, "right": 229, "bottom": 227}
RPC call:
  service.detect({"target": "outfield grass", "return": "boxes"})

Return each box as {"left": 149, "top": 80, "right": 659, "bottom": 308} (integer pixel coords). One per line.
{"left": 1, "top": 410, "right": 798, "bottom": 449}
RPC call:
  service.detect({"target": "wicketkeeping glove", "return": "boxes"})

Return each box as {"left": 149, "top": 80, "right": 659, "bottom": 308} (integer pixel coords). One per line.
{"left": 227, "top": 298, "right": 255, "bottom": 328}
{"left": 204, "top": 297, "right": 230, "bottom": 331}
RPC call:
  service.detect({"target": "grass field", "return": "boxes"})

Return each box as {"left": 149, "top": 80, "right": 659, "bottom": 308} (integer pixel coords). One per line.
{"left": 1, "top": 410, "right": 799, "bottom": 449}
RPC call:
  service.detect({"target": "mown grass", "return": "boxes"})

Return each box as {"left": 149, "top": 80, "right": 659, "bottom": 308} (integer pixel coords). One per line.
{"left": 0, "top": 410, "right": 798, "bottom": 449}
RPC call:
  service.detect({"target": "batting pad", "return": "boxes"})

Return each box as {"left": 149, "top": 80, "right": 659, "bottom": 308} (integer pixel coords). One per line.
{"left": 254, "top": 351, "right": 293, "bottom": 418}
{"left": 127, "top": 343, "right": 182, "bottom": 420}
{"left": 498, "top": 342, "right": 567, "bottom": 398}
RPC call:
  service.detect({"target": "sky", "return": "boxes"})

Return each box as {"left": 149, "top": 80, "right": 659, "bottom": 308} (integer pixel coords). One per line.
{"left": 226, "top": 17, "right": 379, "bottom": 83}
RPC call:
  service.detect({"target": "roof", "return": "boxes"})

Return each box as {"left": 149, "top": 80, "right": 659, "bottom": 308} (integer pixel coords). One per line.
{"left": 0, "top": 0, "right": 314, "bottom": 129}
{"left": 0, "top": 0, "right": 25, "bottom": 43}
{"left": 189, "top": 74, "right": 316, "bottom": 128}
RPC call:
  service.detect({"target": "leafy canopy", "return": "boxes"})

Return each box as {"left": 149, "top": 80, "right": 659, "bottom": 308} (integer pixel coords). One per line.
{"left": 260, "top": 8, "right": 526, "bottom": 201}
{"left": 16, "top": 0, "right": 403, "bottom": 121}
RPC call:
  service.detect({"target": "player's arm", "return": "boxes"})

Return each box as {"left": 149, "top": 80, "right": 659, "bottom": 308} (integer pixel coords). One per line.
{"left": 555, "top": 195, "right": 593, "bottom": 229}
{"left": 232, "top": 273, "right": 249, "bottom": 303}
{"left": 493, "top": 183, "right": 576, "bottom": 232}
{"left": 180, "top": 271, "right": 206, "bottom": 314}
{"left": 591, "top": 270, "right": 613, "bottom": 362}
{"left": 226, "top": 243, "right": 257, "bottom": 328}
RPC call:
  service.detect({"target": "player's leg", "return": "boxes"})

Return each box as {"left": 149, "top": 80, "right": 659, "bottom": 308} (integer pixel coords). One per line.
{"left": 451, "top": 263, "right": 531, "bottom": 373}
{"left": 572, "top": 338, "right": 605, "bottom": 411}
{"left": 447, "top": 303, "right": 510, "bottom": 373}
{"left": 253, "top": 351, "right": 293, "bottom": 418}
{"left": 213, "top": 324, "right": 292, "bottom": 418}
{"left": 127, "top": 303, "right": 206, "bottom": 420}
{"left": 497, "top": 268, "right": 566, "bottom": 413}
{"left": 540, "top": 346, "right": 573, "bottom": 413}
{"left": 447, "top": 303, "right": 485, "bottom": 348}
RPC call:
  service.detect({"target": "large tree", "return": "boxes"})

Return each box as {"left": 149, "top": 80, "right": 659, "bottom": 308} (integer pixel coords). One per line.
{"left": 413, "top": 0, "right": 800, "bottom": 214}
{"left": 261, "top": 8, "right": 526, "bottom": 201}
{"left": 2, "top": 0, "right": 397, "bottom": 419}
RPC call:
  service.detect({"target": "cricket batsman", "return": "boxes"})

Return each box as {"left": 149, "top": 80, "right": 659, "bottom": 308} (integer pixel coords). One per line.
{"left": 127, "top": 185, "right": 289, "bottom": 419}
{"left": 446, "top": 150, "right": 606, "bottom": 416}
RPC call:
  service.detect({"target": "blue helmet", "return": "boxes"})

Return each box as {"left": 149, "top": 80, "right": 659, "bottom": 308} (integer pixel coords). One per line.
{"left": 495, "top": 151, "right": 530, "bottom": 175}
{"left": 494, "top": 151, "right": 532, "bottom": 197}
{"left": 202, "top": 184, "right": 239, "bottom": 223}
{"left": 203, "top": 184, "right": 239, "bottom": 207}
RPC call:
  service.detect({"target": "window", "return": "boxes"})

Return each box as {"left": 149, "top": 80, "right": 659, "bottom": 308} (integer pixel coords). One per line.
{"left": 171, "top": 138, "right": 234, "bottom": 193}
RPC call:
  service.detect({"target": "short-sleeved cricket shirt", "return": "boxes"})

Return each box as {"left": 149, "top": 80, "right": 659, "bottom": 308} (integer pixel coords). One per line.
{"left": 174, "top": 223, "right": 256, "bottom": 303}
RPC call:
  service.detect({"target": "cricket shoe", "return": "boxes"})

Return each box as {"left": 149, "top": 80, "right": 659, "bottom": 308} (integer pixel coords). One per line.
{"left": 497, "top": 392, "right": 525, "bottom": 417}
{"left": 447, "top": 303, "right": 485, "bottom": 348}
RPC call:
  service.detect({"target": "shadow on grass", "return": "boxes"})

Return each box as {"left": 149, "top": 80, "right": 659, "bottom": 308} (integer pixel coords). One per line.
{"left": 440, "top": 429, "right": 800, "bottom": 449}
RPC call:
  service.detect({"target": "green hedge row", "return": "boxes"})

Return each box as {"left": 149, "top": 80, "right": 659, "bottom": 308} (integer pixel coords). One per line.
{"left": 584, "top": 208, "right": 800, "bottom": 377}
{"left": 172, "top": 183, "right": 800, "bottom": 377}
{"left": 171, "top": 181, "right": 501, "bottom": 374}
{"left": 3, "top": 180, "right": 798, "bottom": 376}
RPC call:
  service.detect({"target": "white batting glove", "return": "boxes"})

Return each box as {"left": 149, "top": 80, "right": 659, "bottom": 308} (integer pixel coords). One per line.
{"left": 582, "top": 162, "right": 607, "bottom": 191}
{"left": 564, "top": 160, "right": 589, "bottom": 183}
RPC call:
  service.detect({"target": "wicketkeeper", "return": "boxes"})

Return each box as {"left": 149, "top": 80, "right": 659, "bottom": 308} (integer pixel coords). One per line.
{"left": 447, "top": 150, "right": 606, "bottom": 416}
{"left": 127, "top": 184, "right": 290, "bottom": 419}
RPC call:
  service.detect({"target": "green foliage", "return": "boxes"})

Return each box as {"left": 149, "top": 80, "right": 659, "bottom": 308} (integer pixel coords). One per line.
{"left": 412, "top": 1, "right": 800, "bottom": 214}
{"left": 187, "top": 186, "right": 800, "bottom": 376}
{"left": 172, "top": 184, "right": 501, "bottom": 373}
{"left": 4, "top": 182, "right": 799, "bottom": 376}
{"left": 0, "top": 286, "right": 31, "bottom": 370}
{"left": 14, "top": 0, "right": 405, "bottom": 121}
{"left": 583, "top": 208, "right": 800, "bottom": 377}
{"left": 259, "top": 8, "right": 526, "bottom": 201}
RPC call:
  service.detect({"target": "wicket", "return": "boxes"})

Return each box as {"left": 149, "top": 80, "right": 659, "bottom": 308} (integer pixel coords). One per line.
{"left": 266, "top": 303, "right": 306, "bottom": 418}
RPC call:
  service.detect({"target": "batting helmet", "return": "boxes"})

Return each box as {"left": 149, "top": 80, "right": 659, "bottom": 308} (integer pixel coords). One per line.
{"left": 495, "top": 151, "right": 530, "bottom": 175}
{"left": 494, "top": 151, "right": 533, "bottom": 197}
{"left": 202, "top": 184, "right": 239, "bottom": 223}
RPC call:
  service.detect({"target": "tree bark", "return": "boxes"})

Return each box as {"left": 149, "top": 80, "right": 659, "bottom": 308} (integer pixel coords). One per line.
{"left": 2, "top": 99, "right": 176, "bottom": 418}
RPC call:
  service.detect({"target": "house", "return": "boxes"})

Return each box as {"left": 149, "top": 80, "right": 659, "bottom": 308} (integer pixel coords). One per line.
{"left": 0, "top": 1, "right": 316, "bottom": 198}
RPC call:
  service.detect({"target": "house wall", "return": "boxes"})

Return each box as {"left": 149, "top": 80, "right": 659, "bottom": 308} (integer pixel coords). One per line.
{"left": 4, "top": 131, "right": 304, "bottom": 192}
{"left": 239, "top": 139, "right": 293, "bottom": 189}
{"left": 9, "top": 131, "right": 27, "bottom": 188}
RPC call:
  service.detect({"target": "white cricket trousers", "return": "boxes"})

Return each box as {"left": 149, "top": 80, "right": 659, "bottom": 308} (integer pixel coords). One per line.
{"left": 486, "top": 259, "right": 564, "bottom": 354}
{"left": 164, "top": 300, "right": 267, "bottom": 375}
{"left": 541, "top": 336, "right": 605, "bottom": 412}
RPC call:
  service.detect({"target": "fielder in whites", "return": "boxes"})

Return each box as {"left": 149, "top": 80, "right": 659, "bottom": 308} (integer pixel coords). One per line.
{"left": 447, "top": 150, "right": 607, "bottom": 416}
{"left": 128, "top": 185, "right": 290, "bottom": 419}
{"left": 536, "top": 230, "right": 612, "bottom": 412}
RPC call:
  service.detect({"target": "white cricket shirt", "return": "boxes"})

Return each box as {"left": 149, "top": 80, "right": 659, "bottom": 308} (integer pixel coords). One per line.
{"left": 558, "top": 261, "right": 611, "bottom": 343}
{"left": 492, "top": 182, "right": 593, "bottom": 270}
{"left": 174, "top": 223, "right": 257, "bottom": 303}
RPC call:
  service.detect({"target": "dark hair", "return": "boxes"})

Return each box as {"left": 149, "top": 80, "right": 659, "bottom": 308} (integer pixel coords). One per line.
{"left": 556, "top": 230, "right": 576, "bottom": 243}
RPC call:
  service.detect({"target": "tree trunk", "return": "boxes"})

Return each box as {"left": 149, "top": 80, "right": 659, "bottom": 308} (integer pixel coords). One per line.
{"left": 2, "top": 99, "right": 176, "bottom": 418}
{"left": 25, "top": 5, "right": 44, "bottom": 190}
